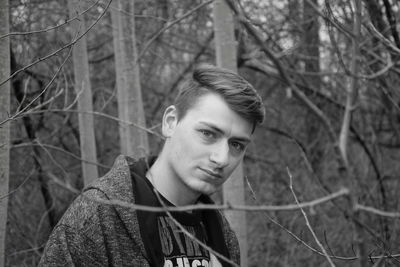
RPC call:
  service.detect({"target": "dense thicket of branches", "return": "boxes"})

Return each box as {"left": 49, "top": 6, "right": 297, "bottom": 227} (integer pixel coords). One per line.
{"left": 2, "top": 0, "right": 400, "bottom": 266}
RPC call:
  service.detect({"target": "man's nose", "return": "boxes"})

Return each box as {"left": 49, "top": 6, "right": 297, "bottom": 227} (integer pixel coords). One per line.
{"left": 209, "top": 141, "right": 229, "bottom": 168}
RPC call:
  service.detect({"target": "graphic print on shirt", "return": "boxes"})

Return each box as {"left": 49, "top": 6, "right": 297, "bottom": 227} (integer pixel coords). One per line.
{"left": 158, "top": 216, "right": 212, "bottom": 267}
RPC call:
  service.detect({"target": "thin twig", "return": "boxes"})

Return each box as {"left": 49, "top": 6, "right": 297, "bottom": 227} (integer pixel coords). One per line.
{"left": 287, "top": 167, "right": 336, "bottom": 267}
{"left": 11, "top": 142, "right": 110, "bottom": 169}
{"left": 137, "top": 0, "right": 214, "bottom": 61}
{"left": 365, "top": 22, "right": 400, "bottom": 55}
{"left": 0, "top": 0, "right": 112, "bottom": 87}
{"left": 0, "top": 45, "right": 73, "bottom": 126}
{"left": 224, "top": 0, "right": 339, "bottom": 157}
{"left": 46, "top": 174, "right": 400, "bottom": 262}
{"left": 0, "top": 0, "right": 101, "bottom": 39}
{"left": 355, "top": 204, "right": 400, "bottom": 218}
{"left": 149, "top": 183, "right": 239, "bottom": 267}
{"left": 59, "top": 186, "right": 350, "bottom": 213}
{"left": 6, "top": 109, "right": 163, "bottom": 138}
{"left": 245, "top": 176, "right": 400, "bottom": 261}
{"left": 0, "top": 170, "right": 35, "bottom": 200}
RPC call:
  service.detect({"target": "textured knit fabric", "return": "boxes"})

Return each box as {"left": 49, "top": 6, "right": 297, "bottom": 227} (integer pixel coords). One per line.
{"left": 38, "top": 155, "right": 240, "bottom": 266}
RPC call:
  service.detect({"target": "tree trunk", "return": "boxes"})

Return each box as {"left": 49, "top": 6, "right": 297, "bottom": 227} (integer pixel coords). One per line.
{"left": 68, "top": 0, "right": 99, "bottom": 186}
{"left": 0, "top": 0, "right": 10, "bottom": 265}
{"left": 213, "top": 0, "right": 248, "bottom": 266}
{"left": 339, "top": 0, "right": 368, "bottom": 266}
{"left": 111, "top": 0, "right": 149, "bottom": 157}
{"left": 303, "top": 0, "right": 321, "bottom": 90}
{"left": 302, "top": 0, "right": 322, "bottom": 145}
{"left": 11, "top": 50, "right": 57, "bottom": 228}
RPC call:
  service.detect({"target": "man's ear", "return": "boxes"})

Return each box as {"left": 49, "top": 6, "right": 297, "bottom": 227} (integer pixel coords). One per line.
{"left": 162, "top": 105, "right": 178, "bottom": 138}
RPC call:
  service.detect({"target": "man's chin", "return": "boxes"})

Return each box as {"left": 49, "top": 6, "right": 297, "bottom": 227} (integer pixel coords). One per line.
{"left": 195, "top": 184, "right": 220, "bottom": 196}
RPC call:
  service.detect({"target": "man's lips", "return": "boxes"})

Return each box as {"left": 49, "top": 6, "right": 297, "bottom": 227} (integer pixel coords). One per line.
{"left": 199, "top": 168, "right": 223, "bottom": 179}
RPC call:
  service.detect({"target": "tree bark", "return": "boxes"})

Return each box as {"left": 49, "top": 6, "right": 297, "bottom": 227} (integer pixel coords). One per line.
{"left": 339, "top": 0, "right": 361, "bottom": 166}
{"left": 213, "top": 0, "right": 248, "bottom": 266}
{"left": 0, "top": 0, "right": 10, "bottom": 265}
{"left": 302, "top": 0, "right": 325, "bottom": 174}
{"left": 303, "top": 0, "right": 321, "bottom": 90}
{"left": 11, "top": 50, "right": 57, "bottom": 228}
{"left": 339, "top": 1, "right": 368, "bottom": 266}
{"left": 111, "top": 0, "right": 149, "bottom": 157}
{"left": 68, "top": 0, "right": 99, "bottom": 186}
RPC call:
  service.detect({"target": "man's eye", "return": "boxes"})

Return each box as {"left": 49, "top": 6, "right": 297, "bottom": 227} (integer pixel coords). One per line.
{"left": 230, "top": 141, "right": 245, "bottom": 152}
{"left": 200, "top": 130, "right": 215, "bottom": 139}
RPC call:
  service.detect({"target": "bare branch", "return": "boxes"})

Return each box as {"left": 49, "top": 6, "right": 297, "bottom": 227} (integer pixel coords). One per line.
{"left": 47, "top": 178, "right": 350, "bottom": 213}
{"left": 150, "top": 181, "right": 240, "bottom": 267}
{"left": 365, "top": 22, "right": 400, "bottom": 55}
{"left": 355, "top": 204, "right": 400, "bottom": 218}
{"left": 19, "top": 109, "right": 163, "bottom": 138}
{"left": 11, "top": 142, "right": 110, "bottom": 169}
{"left": 0, "top": 0, "right": 112, "bottom": 87}
{"left": 0, "top": 0, "right": 101, "bottom": 39}
{"left": 287, "top": 167, "right": 336, "bottom": 267}
{"left": 137, "top": 0, "right": 214, "bottom": 61}
{"left": 224, "top": 0, "right": 339, "bottom": 159}
{"left": 0, "top": 44, "right": 73, "bottom": 127}
{"left": 0, "top": 170, "right": 35, "bottom": 201}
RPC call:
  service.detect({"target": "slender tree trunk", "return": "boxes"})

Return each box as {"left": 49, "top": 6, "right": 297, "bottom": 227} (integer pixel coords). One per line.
{"left": 68, "top": 0, "right": 98, "bottom": 186}
{"left": 111, "top": 0, "right": 149, "bottom": 157}
{"left": 288, "top": 0, "right": 301, "bottom": 68}
{"left": 339, "top": 1, "right": 368, "bottom": 266}
{"left": 0, "top": 0, "right": 10, "bottom": 265}
{"left": 302, "top": 0, "right": 326, "bottom": 172}
{"left": 339, "top": 0, "right": 361, "bottom": 165}
{"left": 111, "top": 0, "right": 128, "bottom": 155}
{"left": 213, "top": 0, "right": 248, "bottom": 265}
{"left": 11, "top": 51, "right": 57, "bottom": 228}
{"left": 303, "top": 0, "right": 321, "bottom": 90}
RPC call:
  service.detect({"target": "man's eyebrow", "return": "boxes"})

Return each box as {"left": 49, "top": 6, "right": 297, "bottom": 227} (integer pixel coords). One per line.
{"left": 232, "top": 136, "right": 251, "bottom": 143}
{"left": 199, "top": 121, "right": 251, "bottom": 143}
{"left": 199, "top": 121, "right": 224, "bottom": 134}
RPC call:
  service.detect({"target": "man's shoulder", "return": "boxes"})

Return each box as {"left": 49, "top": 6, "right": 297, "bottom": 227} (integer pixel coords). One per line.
{"left": 96, "top": 154, "right": 132, "bottom": 186}
{"left": 84, "top": 155, "right": 135, "bottom": 199}
{"left": 55, "top": 155, "right": 136, "bottom": 229}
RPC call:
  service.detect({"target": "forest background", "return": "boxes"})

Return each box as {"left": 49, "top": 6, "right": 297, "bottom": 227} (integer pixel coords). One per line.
{"left": 1, "top": 0, "right": 400, "bottom": 266}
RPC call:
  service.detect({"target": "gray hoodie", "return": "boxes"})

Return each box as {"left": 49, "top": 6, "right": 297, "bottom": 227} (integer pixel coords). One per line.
{"left": 38, "top": 155, "right": 240, "bottom": 266}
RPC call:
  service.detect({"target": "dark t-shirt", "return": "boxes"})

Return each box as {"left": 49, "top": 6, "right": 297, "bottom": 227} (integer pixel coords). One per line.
{"left": 130, "top": 158, "right": 225, "bottom": 266}
{"left": 156, "top": 197, "right": 212, "bottom": 266}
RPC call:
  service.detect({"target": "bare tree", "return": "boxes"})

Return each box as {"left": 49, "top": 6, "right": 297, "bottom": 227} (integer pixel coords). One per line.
{"left": 0, "top": 0, "right": 10, "bottom": 265}
{"left": 68, "top": 0, "right": 99, "bottom": 185}
{"left": 5, "top": 0, "right": 400, "bottom": 265}
{"left": 111, "top": 0, "right": 149, "bottom": 157}
{"left": 213, "top": 0, "right": 247, "bottom": 265}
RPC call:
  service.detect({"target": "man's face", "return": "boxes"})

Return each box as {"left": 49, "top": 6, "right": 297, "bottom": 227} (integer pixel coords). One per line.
{"left": 162, "top": 93, "right": 253, "bottom": 198}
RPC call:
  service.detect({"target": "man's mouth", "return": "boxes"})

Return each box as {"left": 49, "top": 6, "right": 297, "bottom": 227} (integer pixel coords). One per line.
{"left": 200, "top": 168, "right": 223, "bottom": 179}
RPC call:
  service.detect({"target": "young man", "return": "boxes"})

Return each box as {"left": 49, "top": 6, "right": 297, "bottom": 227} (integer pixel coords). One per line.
{"left": 39, "top": 64, "right": 265, "bottom": 267}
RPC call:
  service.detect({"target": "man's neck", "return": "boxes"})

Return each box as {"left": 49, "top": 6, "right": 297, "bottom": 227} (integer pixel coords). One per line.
{"left": 146, "top": 156, "right": 200, "bottom": 206}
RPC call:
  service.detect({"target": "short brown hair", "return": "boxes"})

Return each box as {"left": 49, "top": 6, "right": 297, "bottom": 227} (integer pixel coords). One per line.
{"left": 174, "top": 63, "right": 265, "bottom": 132}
